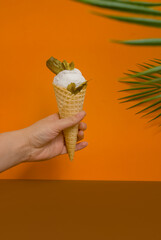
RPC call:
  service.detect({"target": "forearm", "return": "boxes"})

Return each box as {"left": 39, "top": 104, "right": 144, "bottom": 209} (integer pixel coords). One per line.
{"left": 0, "top": 129, "right": 30, "bottom": 172}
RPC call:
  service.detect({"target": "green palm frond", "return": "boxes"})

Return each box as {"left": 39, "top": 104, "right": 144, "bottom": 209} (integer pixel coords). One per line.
{"left": 148, "top": 113, "right": 161, "bottom": 122}
{"left": 126, "top": 70, "right": 156, "bottom": 80}
{"left": 142, "top": 105, "right": 161, "bottom": 117}
{"left": 75, "top": 0, "right": 161, "bottom": 124}
{"left": 121, "top": 90, "right": 161, "bottom": 103}
{"left": 92, "top": 13, "right": 161, "bottom": 28}
{"left": 137, "top": 63, "right": 153, "bottom": 69}
{"left": 76, "top": 0, "right": 161, "bottom": 46}
{"left": 113, "top": 39, "right": 161, "bottom": 46}
{"left": 119, "top": 86, "right": 156, "bottom": 92}
{"left": 119, "top": 89, "right": 159, "bottom": 100}
{"left": 136, "top": 100, "right": 161, "bottom": 114}
{"left": 114, "top": 1, "right": 161, "bottom": 7}
{"left": 120, "top": 59, "right": 161, "bottom": 122}
{"left": 151, "top": 59, "right": 161, "bottom": 64}
{"left": 137, "top": 78, "right": 161, "bottom": 85}
{"left": 122, "top": 64, "right": 161, "bottom": 79}
{"left": 76, "top": 0, "right": 161, "bottom": 16}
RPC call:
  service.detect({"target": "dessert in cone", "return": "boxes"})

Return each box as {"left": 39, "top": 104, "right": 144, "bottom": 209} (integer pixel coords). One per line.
{"left": 54, "top": 84, "right": 86, "bottom": 160}
{"left": 46, "top": 57, "right": 87, "bottom": 161}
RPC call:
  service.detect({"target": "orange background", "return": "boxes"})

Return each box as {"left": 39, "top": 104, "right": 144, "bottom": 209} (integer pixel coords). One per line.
{"left": 1, "top": 0, "right": 161, "bottom": 180}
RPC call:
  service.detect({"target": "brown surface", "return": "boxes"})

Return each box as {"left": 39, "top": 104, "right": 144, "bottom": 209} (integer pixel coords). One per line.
{"left": 0, "top": 180, "right": 161, "bottom": 240}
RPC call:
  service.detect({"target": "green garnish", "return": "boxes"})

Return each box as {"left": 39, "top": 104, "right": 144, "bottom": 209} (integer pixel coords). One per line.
{"left": 67, "top": 82, "right": 87, "bottom": 95}
{"left": 62, "top": 60, "right": 70, "bottom": 70}
{"left": 46, "top": 56, "right": 75, "bottom": 75}
{"left": 69, "top": 61, "right": 74, "bottom": 69}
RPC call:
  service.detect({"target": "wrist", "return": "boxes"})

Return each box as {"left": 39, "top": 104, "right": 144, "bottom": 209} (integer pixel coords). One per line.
{"left": 0, "top": 129, "right": 32, "bottom": 172}
{"left": 14, "top": 128, "right": 32, "bottom": 163}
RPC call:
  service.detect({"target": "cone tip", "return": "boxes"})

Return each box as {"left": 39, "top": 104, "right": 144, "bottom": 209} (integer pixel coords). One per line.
{"left": 68, "top": 152, "right": 74, "bottom": 161}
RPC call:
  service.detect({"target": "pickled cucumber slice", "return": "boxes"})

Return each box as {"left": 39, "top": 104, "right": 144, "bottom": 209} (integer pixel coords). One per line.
{"left": 67, "top": 81, "right": 87, "bottom": 94}
{"left": 69, "top": 61, "right": 74, "bottom": 70}
{"left": 46, "top": 57, "right": 75, "bottom": 74}
{"left": 62, "top": 60, "right": 70, "bottom": 70}
{"left": 67, "top": 83, "right": 76, "bottom": 93}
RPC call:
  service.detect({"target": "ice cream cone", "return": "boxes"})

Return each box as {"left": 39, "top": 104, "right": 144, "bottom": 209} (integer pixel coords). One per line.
{"left": 53, "top": 84, "right": 86, "bottom": 161}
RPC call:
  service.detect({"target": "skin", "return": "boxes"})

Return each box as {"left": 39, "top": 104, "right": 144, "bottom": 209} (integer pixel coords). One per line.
{"left": 0, "top": 111, "right": 87, "bottom": 173}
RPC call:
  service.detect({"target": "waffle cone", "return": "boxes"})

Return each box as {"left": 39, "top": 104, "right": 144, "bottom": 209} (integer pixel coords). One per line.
{"left": 53, "top": 84, "right": 86, "bottom": 161}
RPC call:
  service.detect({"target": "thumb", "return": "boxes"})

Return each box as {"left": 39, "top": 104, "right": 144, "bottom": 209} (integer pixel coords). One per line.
{"left": 55, "top": 111, "right": 86, "bottom": 132}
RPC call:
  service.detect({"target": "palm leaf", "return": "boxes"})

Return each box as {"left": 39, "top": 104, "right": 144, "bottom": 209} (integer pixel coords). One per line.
{"left": 148, "top": 113, "right": 161, "bottom": 122}
{"left": 119, "top": 88, "right": 158, "bottom": 100}
{"left": 123, "top": 64, "right": 161, "bottom": 79}
{"left": 136, "top": 100, "right": 161, "bottom": 114}
{"left": 120, "top": 60, "right": 161, "bottom": 122}
{"left": 76, "top": 0, "right": 161, "bottom": 16}
{"left": 138, "top": 63, "right": 156, "bottom": 69}
{"left": 119, "top": 86, "right": 156, "bottom": 92}
{"left": 127, "top": 94, "right": 161, "bottom": 109}
{"left": 151, "top": 59, "right": 161, "bottom": 64}
{"left": 121, "top": 90, "right": 161, "bottom": 103}
{"left": 119, "top": 80, "right": 146, "bottom": 84}
{"left": 137, "top": 63, "right": 156, "bottom": 70}
{"left": 137, "top": 77, "right": 161, "bottom": 85}
{"left": 109, "top": 0, "right": 161, "bottom": 7}
{"left": 75, "top": 0, "right": 161, "bottom": 124}
{"left": 154, "top": 58, "right": 161, "bottom": 63}
{"left": 127, "top": 70, "right": 156, "bottom": 80}
{"left": 92, "top": 13, "right": 161, "bottom": 28}
{"left": 113, "top": 38, "right": 161, "bottom": 46}
{"left": 142, "top": 105, "right": 161, "bottom": 117}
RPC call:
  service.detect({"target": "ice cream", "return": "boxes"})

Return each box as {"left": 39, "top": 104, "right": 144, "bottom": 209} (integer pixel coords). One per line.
{"left": 53, "top": 68, "right": 86, "bottom": 89}
{"left": 46, "top": 56, "right": 87, "bottom": 161}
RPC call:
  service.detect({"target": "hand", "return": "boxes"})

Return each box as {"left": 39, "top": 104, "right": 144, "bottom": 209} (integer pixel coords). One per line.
{"left": 25, "top": 111, "right": 87, "bottom": 161}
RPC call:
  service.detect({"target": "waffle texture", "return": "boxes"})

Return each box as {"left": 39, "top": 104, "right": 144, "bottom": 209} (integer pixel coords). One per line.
{"left": 53, "top": 84, "right": 86, "bottom": 161}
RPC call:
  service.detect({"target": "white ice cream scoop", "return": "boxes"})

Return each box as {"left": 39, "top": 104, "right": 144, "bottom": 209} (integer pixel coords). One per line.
{"left": 53, "top": 68, "right": 87, "bottom": 89}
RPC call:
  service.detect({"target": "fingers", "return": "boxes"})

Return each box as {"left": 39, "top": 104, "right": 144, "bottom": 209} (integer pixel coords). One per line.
{"left": 75, "top": 141, "right": 88, "bottom": 151}
{"left": 55, "top": 111, "right": 86, "bottom": 132}
{"left": 77, "top": 130, "right": 84, "bottom": 142}
{"left": 78, "top": 122, "right": 87, "bottom": 131}
{"left": 77, "top": 122, "right": 87, "bottom": 142}
{"left": 61, "top": 141, "right": 88, "bottom": 155}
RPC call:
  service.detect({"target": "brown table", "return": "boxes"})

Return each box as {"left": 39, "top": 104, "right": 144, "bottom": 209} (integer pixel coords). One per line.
{"left": 0, "top": 180, "right": 161, "bottom": 240}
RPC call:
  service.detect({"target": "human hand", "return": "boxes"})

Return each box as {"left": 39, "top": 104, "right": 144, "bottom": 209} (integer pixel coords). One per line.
{"left": 24, "top": 111, "right": 87, "bottom": 162}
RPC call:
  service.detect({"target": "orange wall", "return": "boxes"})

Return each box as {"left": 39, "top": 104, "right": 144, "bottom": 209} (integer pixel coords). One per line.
{"left": 1, "top": 0, "right": 161, "bottom": 180}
